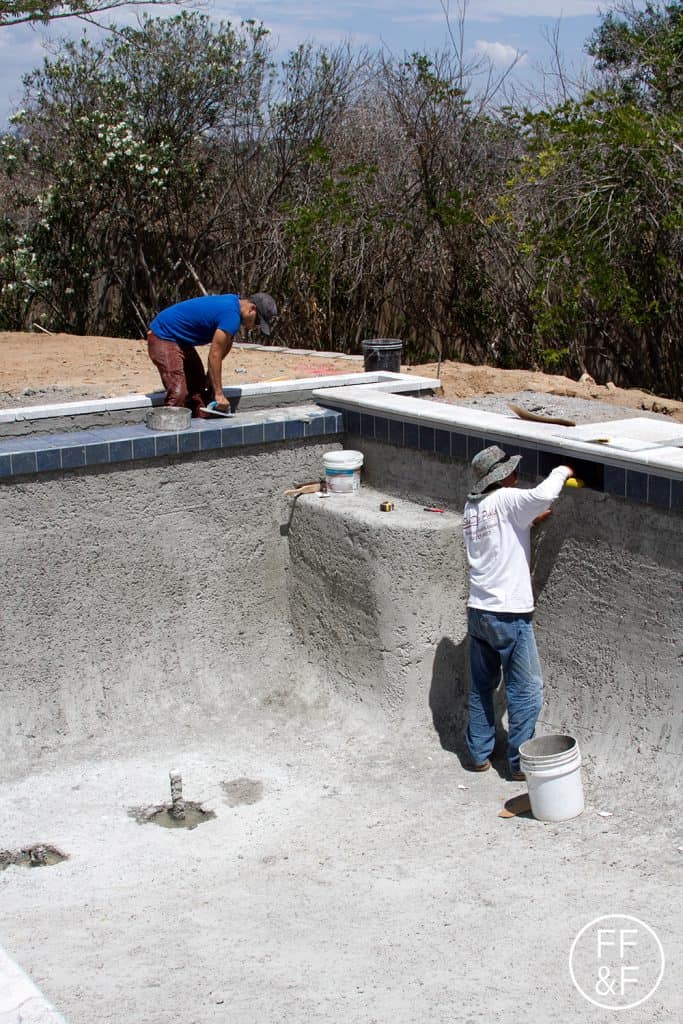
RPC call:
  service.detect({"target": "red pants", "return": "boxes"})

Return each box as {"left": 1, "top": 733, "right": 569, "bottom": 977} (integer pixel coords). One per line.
{"left": 147, "top": 330, "right": 211, "bottom": 417}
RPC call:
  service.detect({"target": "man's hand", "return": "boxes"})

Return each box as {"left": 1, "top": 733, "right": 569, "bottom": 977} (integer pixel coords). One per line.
{"left": 207, "top": 328, "right": 234, "bottom": 403}
{"left": 532, "top": 509, "right": 553, "bottom": 526}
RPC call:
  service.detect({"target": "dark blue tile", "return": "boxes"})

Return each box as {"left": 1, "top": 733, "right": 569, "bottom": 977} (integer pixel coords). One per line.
{"left": 374, "top": 417, "right": 389, "bottom": 443}
{"left": 285, "top": 419, "right": 305, "bottom": 440}
{"left": 345, "top": 411, "right": 361, "bottom": 435}
{"left": 80, "top": 428, "right": 112, "bottom": 444}
{"left": 1, "top": 435, "right": 41, "bottom": 451}
{"left": 538, "top": 450, "right": 558, "bottom": 476}
{"left": 264, "top": 421, "right": 285, "bottom": 443}
{"left": 11, "top": 451, "right": 37, "bottom": 475}
{"left": 450, "top": 432, "right": 467, "bottom": 460}
{"left": 61, "top": 446, "right": 86, "bottom": 469}
{"left": 626, "top": 470, "right": 647, "bottom": 502}
{"left": 221, "top": 425, "right": 244, "bottom": 447}
{"left": 199, "top": 429, "right": 222, "bottom": 451}
{"left": 648, "top": 475, "right": 670, "bottom": 508}
{"left": 434, "top": 429, "right": 450, "bottom": 456}
{"left": 467, "top": 435, "right": 486, "bottom": 459}
{"left": 672, "top": 479, "right": 683, "bottom": 512}
{"left": 404, "top": 422, "right": 419, "bottom": 449}
{"left": 389, "top": 418, "right": 403, "bottom": 446}
{"left": 604, "top": 465, "right": 626, "bottom": 497}
{"left": 102, "top": 425, "right": 143, "bottom": 442}
{"left": 37, "top": 448, "right": 61, "bottom": 472}
{"left": 178, "top": 431, "right": 200, "bottom": 453}
{"left": 155, "top": 433, "right": 179, "bottom": 456}
{"left": 132, "top": 436, "right": 156, "bottom": 460}
{"left": 419, "top": 425, "right": 435, "bottom": 453}
{"left": 244, "top": 423, "right": 265, "bottom": 445}
{"left": 110, "top": 439, "right": 134, "bottom": 462}
{"left": 304, "top": 418, "right": 326, "bottom": 438}
{"left": 517, "top": 446, "right": 538, "bottom": 478}
{"left": 0, "top": 454, "right": 11, "bottom": 477}
{"left": 360, "top": 413, "right": 375, "bottom": 438}
{"left": 85, "top": 443, "right": 110, "bottom": 466}
{"left": 325, "top": 413, "right": 344, "bottom": 434}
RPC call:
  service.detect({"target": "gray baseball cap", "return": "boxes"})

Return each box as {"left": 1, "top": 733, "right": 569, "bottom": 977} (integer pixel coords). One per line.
{"left": 467, "top": 445, "right": 521, "bottom": 500}
{"left": 249, "top": 292, "right": 277, "bottom": 336}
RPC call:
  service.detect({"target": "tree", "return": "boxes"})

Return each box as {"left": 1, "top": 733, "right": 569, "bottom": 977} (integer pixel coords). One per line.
{"left": 587, "top": 1, "right": 683, "bottom": 110}
{"left": 0, "top": 13, "right": 273, "bottom": 333}
{"left": 0, "top": 0, "right": 188, "bottom": 28}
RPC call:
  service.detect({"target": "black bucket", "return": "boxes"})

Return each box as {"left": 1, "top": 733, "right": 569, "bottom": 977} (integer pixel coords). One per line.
{"left": 361, "top": 338, "right": 403, "bottom": 373}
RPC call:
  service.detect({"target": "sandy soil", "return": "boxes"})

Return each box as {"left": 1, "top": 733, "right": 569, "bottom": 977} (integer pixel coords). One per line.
{"left": 1, "top": 330, "right": 682, "bottom": 421}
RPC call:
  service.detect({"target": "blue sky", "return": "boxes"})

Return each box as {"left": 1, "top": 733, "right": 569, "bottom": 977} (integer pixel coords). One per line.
{"left": 0, "top": 0, "right": 612, "bottom": 126}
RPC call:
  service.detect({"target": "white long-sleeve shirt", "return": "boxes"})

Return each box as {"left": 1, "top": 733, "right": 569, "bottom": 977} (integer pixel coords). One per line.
{"left": 463, "top": 466, "right": 572, "bottom": 613}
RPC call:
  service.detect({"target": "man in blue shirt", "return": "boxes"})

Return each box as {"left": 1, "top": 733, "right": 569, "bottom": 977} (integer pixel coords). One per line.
{"left": 147, "top": 292, "right": 277, "bottom": 416}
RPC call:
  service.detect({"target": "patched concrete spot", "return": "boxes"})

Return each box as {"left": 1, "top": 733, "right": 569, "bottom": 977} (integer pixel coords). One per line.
{"left": 222, "top": 777, "right": 263, "bottom": 806}
{"left": 0, "top": 844, "right": 68, "bottom": 870}
{"left": 128, "top": 802, "right": 216, "bottom": 830}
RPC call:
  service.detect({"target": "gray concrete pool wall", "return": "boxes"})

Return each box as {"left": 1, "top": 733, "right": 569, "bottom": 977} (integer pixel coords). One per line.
{"left": 0, "top": 440, "right": 341, "bottom": 776}
{"left": 2, "top": 428, "right": 680, "bottom": 784}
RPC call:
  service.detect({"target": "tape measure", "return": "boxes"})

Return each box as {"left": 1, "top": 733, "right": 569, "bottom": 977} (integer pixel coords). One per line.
{"left": 379, "top": 500, "right": 394, "bottom": 512}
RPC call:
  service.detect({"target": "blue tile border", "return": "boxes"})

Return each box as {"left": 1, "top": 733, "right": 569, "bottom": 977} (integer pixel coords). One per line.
{"left": 0, "top": 402, "right": 679, "bottom": 513}
{"left": 0, "top": 406, "right": 344, "bottom": 480}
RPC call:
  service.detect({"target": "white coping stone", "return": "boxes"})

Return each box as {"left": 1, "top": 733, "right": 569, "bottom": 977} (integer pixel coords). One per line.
{"left": 0, "top": 373, "right": 438, "bottom": 424}
{"left": 552, "top": 417, "right": 683, "bottom": 446}
{"left": 312, "top": 384, "right": 683, "bottom": 479}
{"left": 0, "top": 944, "right": 67, "bottom": 1024}
{"left": 641, "top": 446, "right": 683, "bottom": 472}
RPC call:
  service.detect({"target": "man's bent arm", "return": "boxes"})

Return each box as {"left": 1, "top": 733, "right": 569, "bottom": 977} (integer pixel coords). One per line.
{"left": 207, "top": 329, "right": 234, "bottom": 405}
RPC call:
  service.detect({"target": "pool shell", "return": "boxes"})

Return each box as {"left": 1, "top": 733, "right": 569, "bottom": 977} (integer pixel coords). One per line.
{"left": 0, "top": 371, "right": 681, "bottom": 1023}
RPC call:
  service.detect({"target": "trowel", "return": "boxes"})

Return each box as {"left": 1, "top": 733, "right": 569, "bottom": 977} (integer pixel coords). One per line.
{"left": 199, "top": 405, "right": 236, "bottom": 418}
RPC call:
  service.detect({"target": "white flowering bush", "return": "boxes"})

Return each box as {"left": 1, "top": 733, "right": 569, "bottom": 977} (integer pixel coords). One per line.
{"left": 0, "top": 12, "right": 272, "bottom": 333}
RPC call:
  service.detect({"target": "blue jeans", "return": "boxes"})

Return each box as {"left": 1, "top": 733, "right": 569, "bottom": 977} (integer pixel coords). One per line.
{"left": 466, "top": 608, "right": 544, "bottom": 772}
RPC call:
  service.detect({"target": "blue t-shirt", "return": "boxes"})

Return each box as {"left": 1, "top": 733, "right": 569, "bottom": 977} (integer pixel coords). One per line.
{"left": 149, "top": 294, "right": 241, "bottom": 346}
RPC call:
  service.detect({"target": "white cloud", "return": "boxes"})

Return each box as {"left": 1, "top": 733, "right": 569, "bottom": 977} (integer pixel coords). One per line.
{"left": 473, "top": 38, "right": 527, "bottom": 65}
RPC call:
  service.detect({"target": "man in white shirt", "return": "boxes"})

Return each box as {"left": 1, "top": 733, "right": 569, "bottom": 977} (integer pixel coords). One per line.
{"left": 462, "top": 445, "right": 573, "bottom": 780}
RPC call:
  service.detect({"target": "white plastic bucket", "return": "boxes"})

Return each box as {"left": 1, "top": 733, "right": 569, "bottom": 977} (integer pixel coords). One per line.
{"left": 323, "top": 450, "right": 364, "bottom": 493}
{"left": 519, "top": 734, "right": 584, "bottom": 822}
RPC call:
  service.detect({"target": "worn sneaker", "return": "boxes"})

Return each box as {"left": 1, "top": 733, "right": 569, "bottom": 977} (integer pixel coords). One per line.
{"left": 467, "top": 759, "right": 491, "bottom": 773}
{"left": 509, "top": 767, "right": 526, "bottom": 781}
